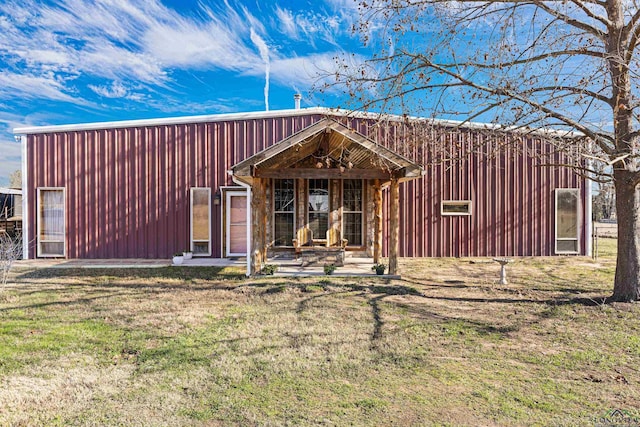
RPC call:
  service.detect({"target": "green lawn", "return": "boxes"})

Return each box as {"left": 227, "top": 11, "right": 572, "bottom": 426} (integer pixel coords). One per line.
{"left": 1, "top": 238, "right": 638, "bottom": 426}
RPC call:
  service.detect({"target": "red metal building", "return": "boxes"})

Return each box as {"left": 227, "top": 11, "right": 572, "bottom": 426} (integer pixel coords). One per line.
{"left": 13, "top": 107, "right": 591, "bottom": 272}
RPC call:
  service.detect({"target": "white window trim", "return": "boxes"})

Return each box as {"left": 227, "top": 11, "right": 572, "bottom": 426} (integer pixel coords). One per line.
{"left": 273, "top": 179, "right": 296, "bottom": 247}
{"left": 441, "top": 200, "right": 472, "bottom": 216}
{"left": 555, "top": 188, "right": 581, "bottom": 255}
{"left": 225, "top": 190, "right": 248, "bottom": 257}
{"left": 190, "top": 187, "right": 211, "bottom": 256}
{"left": 219, "top": 186, "right": 245, "bottom": 258}
{"left": 36, "top": 187, "right": 66, "bottom": 258}
{"left": 342, "top": 179, "right": 364, "bottom": 247}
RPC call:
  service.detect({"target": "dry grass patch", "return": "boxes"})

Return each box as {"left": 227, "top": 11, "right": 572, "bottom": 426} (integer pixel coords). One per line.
{"left": 1, "top": 242, "right": 639, "bottom": 426}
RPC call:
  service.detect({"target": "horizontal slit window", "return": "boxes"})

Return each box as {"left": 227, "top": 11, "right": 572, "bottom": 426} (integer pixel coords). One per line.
{"left": 441, "top": 200, "right": 472, "bottom": 216}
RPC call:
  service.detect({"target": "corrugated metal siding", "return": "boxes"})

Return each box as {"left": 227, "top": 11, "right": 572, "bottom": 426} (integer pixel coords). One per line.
{"left": 27, "top": 115, "right": 323, "bottom": 258}
{"left": 347, "top": 119, "right": 588, "bottom": 257}
{"left": 26, "top": 111, "right": 588, "bottom": 259}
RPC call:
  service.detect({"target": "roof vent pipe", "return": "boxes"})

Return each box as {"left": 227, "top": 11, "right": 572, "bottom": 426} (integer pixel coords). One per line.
{"left": 294, "top": 93, "right": 301, "bottom": 110}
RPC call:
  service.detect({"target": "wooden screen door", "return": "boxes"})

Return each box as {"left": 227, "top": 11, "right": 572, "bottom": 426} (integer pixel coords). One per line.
{"left": 226, "top": 192, "right": 247, "bottom": 256}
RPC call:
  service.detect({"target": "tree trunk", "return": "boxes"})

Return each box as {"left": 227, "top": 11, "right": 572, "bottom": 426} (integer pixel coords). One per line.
{"left": 612, "top": 170, "right": 640, "bottom": 301}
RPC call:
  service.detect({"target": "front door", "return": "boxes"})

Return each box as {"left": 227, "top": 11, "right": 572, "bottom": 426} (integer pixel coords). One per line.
{"left": 226, "top": 192, "right": 247, "bottom": 256}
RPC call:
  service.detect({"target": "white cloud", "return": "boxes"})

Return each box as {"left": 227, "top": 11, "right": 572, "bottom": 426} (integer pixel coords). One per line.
{"left": 0, "top": 72, "right": 86, "bottom": 104}
{"left": 246, "top": 52, "right": 360, "bottom": 91}
{"left": 0, "top": 138, "right": 21, "bottom": 165}
{"left": 0, "top": 0, "right": 363, "bottom": 112}
{"left": 142, "top": 21, "right": 256, "bottom": 71}
{"left": 88, "top": 81, "right": 141, "bottom": 100}
{"left": 275, "top": 6, "right": 298, "bottom": 39}
{"left": 0, "top": 118, "right": 22, "bottom": 187}
{"left": 272, "top": 7, "right": 345, "bottom": 47}
{"left": 81, "top": 46, "right": 166, "bottom": 84}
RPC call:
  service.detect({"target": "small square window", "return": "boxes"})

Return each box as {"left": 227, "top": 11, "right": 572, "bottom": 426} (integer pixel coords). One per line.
{"left": 441, "top": 200, "right": 472, "bottom": 216}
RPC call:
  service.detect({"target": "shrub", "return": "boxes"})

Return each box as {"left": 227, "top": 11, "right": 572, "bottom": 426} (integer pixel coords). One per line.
{"left": 1, "top": 233, "right": 22, "bottom": 288}
{"left": 324, "top": 264, "right": 337, "bottom": 275}
{"left": 262, "top": 264, "right": 278, "bottom": 275}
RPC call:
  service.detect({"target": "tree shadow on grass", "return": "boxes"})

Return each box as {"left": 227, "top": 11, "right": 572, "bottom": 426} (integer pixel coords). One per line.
{"left": 3, "top": 269, "right": 616, "bottom": 357}
{"left": 401, "top": 275, "right": 611, "bottom": 307}
{"left": 15, "top": 266, "right": 246, "bottom": 281}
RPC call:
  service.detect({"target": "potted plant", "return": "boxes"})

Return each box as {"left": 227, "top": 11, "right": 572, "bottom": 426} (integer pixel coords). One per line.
{"left": 324, "top": 263, "right": 337, "bottom": 275}
{"left": 182, "top": 249, "right": 193, "bottom": 260}
{"left": 372, "top": 263, "right": 386, "bottom": 275}
{"left": 172, "top": 252, "right": 184, "bottom": 265}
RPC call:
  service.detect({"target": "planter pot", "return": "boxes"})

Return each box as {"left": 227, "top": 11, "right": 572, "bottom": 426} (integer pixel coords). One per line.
{"left": 183, "top": 252, "right": 193, "bottom": 260}
{"left": 173, "top": 255, "right": 184, "bottom": 265}
{"left": 375, "top": 268, "right": 385, "bottom": 275}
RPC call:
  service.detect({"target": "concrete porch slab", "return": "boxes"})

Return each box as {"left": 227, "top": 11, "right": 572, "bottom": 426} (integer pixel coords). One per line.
{"left": 12, "top": 257, "right": 397, "bottom": 278}
{"left": 270, "top": 257, "right": 400, "bottom": 279}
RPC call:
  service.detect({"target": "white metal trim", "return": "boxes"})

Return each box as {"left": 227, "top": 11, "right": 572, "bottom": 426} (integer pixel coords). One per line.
{"left": 14, "top": 108, "right": 327, "bottom": 135}
{"left": 36, "top": 187, "right": 66, "bottom": 258}
{"left": 21, "top": 135, "right": 28, "bottom": 259}
{"left": 13, "top": 107, "right": 585, "bottom": 139}
{"left": 190, "top": 187, "right": 212, "bottom": 257}
{"left": 0, "top": 188, "right": 22, "bottom": 195}
{"left": 554, "top": 188, "right": 581, "bottom": 255}
{"left": 441, "top": 200, "right": 473, "bottom": 216}
{"left": 225, "top": 191, "right": 248, "bottom": 257}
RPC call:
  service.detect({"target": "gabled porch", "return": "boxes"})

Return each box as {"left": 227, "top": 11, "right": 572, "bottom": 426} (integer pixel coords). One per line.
{"left": 229, "top": 118, "right": 423, "bottom": 276}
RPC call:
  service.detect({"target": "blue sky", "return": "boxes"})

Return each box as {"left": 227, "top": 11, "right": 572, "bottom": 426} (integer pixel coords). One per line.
{"left": 0, "top": 0, "right": 369, "bottom": 186}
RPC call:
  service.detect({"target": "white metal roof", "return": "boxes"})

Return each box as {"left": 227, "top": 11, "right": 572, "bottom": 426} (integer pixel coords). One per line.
{"left": 12, "top": 106, "right": 584, "bottom": 138}
{"left": 0, "top": 187, "right": 22, "bottom": 195}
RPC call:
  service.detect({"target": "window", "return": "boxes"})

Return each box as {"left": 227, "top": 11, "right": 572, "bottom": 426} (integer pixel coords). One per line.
{"left": 0, "top": 194, "right": 14, "bottom": 219}
{"left": 274, "top": 179, "right": 295, "bottom": 246}
{"left": 37, "top": 188, "right": 65, "bottom": 257}
{"left": 308, "top": 179, "right": 329, "bottom": 239}
{"left": 191, "top": 188, "right": 211, "bottom": 255}
{"left": 343, "top": 179, "right": 363, "bottom": 246}
{"left": 441, "top": 200, "right": 472, "bottom": 216}
{"left": 555, "top": 188, "right": 580, "bottom": 254}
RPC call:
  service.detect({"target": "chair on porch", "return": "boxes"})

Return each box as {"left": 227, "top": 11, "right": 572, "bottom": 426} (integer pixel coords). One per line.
{"left": 326, "top": 228, "right": 348, "bottom": 249}
{"left": 292, "top": 226, "right": 313, "bottom": 259}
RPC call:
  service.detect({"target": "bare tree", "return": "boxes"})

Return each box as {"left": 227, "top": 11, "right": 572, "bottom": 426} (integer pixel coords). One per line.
{"left": 329, "top": 0, "right": 640, "bottom": 301}
{"left": 9, "top": 170, "right": 21, "bottom": 189}
{"left": 594, "top": 181, "right": 617, "bottom": 220}
{"left": 0, "top": 233, "right": 22, "bottom": 288}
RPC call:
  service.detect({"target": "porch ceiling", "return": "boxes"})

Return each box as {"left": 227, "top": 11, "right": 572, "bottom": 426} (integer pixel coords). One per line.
{"left": 230, "top": 118, "right": 423, "bottom": 181}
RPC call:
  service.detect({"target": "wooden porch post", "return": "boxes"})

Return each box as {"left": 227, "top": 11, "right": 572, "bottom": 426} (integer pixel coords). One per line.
{"left": 389, "top": 177, "right": 399, "bottom": 275}
{"left": 251, "top": 178, "right": 267, "bottom": 274}
{"left": 296, "top": 178, "right": 306, "bottom": 235}
{"left": 373, "top": 179, "right": 383, "bottom": 264}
